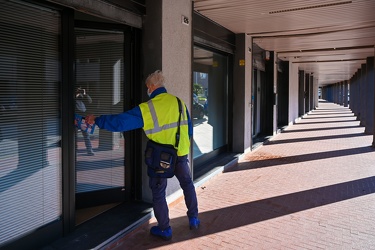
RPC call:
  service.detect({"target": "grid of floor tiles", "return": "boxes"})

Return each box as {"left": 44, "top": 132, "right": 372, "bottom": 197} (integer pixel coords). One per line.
{"left": 107, "top": 102, "right": 375, "bottom": 250}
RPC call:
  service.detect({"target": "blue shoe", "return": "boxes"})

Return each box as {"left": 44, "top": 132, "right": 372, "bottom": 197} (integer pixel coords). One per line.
{"left": 150, "top": 226, "right": 172, "bottom": 240}
{"left": 189, "top": 217, "right": 200, "bottom": 229}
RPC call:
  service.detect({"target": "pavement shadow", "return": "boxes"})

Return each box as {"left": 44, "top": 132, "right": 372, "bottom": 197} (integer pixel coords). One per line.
{"left": 301, "top": 115, "right": 355, "bottom": 119}
{"left": 308, "top": 112, "right": 353, "bottom": 116}
{"left": 226, "top": 145, "right": 374, "bottom": 172}
{"left": 266, "top": 132, "right": 368, "bottom": 145}
{"left": 295, "top": 120, "right": 359, "bottom": 125}
{"left": 112, "top": 175, "right": 375, "bottom": 249}
{"left": 282, "top": 125, "right": 362, "bottom": 133}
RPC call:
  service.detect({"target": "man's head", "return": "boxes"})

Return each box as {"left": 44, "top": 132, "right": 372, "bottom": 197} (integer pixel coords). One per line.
{"left": 145, "top": 70, "right": 165, "bottom": 96}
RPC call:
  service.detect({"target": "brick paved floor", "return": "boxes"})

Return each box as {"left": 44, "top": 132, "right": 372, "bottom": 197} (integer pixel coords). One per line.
{"left": 106, "top": 101, "right": 375, "bottom": 250}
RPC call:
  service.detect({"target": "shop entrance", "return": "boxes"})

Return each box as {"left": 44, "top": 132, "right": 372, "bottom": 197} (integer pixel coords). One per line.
{"left": 74, "top": 22, "right": 131, "bottom": 225}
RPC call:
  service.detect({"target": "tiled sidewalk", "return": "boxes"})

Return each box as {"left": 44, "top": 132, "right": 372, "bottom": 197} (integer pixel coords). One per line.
{"left": 106, "top": 101, "right": 375, "bottom": 249}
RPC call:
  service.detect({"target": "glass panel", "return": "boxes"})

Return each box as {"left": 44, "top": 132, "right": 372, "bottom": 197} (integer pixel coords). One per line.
{"left": 193, "top": 47, "right": 228, "bottom": 159}
{"left": 0, "top": 1, "right": 61, "bottom": 245}
{"left": 75, "top": 28, "right": 125, "bottom": 194}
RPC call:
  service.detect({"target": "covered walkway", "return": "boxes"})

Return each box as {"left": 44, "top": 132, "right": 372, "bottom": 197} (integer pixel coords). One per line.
{"left": 105, "top": 101, "right": 375, "bottom": 249}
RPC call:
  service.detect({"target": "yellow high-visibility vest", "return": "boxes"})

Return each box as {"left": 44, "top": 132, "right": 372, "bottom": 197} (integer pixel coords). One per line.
{"left": 139, "top": 93, "right": 190, "bottom": 156}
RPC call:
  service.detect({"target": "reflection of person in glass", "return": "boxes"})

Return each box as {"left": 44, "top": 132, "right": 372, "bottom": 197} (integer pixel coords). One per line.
{"left": 75, "top": 87, "right": 94, "bottom": 156}
{"left": 85, "top": 70, "right": 200, "bottom": 240}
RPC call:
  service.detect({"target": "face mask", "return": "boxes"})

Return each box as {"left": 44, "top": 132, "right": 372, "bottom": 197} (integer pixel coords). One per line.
{"left": 147, "top": 88, "right": 151, "bottom": 97}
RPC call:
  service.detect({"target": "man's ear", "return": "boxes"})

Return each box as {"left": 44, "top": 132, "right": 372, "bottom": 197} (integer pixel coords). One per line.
{"left": 149, "top": 84, "right": 156, "bottom": 93}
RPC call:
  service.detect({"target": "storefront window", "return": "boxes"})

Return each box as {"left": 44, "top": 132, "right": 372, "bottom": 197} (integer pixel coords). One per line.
{"left": 0, "top": 1, "right": 61, "bottom": 245}
{"left": 192, "top": 47, "right": 228, "bottom": 159}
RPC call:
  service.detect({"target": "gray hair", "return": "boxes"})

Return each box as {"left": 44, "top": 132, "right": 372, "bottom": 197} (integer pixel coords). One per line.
{"left": 145, "top": 70, "right": 165, "bottom": 87}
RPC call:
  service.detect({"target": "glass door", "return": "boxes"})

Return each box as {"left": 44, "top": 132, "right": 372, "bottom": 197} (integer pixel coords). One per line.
{"left": 74, "top": 27, "right": 127, "bottom": 224}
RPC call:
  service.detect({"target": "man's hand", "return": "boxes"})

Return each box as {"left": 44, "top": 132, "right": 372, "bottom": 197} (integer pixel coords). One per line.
{"left": 85, "top": 114, "right": 96, "bottom": 125}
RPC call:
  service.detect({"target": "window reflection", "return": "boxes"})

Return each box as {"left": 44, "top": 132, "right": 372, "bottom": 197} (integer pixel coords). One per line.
{"left": 193, "top": 47, "right": 228, "bottom": 159}
{"left": 75, "top": 29, "right": 125, "bottom": 194}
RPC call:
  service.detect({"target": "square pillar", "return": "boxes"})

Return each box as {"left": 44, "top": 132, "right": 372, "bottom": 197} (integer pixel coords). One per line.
{"left": 233, "top": 33, "right": 252, "bottom": 152}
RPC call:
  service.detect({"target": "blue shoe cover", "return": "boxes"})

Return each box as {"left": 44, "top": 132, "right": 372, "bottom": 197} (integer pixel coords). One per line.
{"left": 189, "top": 217, "right": 200, "bottom": 230}
{"left": 150, "top": 226, "right": 172, "bottom": 240}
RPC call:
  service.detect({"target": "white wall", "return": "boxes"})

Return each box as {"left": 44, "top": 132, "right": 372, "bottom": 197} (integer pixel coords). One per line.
{"left": 289, "top": 61, "right": 299, "bottom": 124}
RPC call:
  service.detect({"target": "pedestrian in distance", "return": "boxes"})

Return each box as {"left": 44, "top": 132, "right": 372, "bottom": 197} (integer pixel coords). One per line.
{"left": 85, "top": 70, "right": 200, "bottom": 240}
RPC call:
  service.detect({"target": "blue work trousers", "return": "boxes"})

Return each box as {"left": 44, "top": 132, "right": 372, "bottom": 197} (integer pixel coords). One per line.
{"left": 149, "top": 155, "right": 198, "bottom": 230}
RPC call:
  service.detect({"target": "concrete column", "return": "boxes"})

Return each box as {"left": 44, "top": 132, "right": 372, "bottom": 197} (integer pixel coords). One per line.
{"left": 334, "top": 83, "right": 337, "bottom": 103}
{"left": 142, "top": 0, "right": 193, "bottom": 201}
{"left": 344, "top": 82, "right": 347, "bottom": 105}
{"left": 143, "top": 0, "right": 192, "bottom": 100}
{"left": 309, "top": 75, "right": 314, "bottom": 110}
{"left": 322, "top": 86, "right": 327, "bottom": 101}
{"left": 273, "top": 53, "right": 278, "bottom": 134}
{"left": 233, "top": 33, "right": 252, "bottom": 152}
{"left": 356, "top": 69, "right": 362, "bottom": 120}
{"left": 263, "top": 51, "right": 275, "bottom": 135}
{"left": 341, "top": 82, "right": 344, "bottom": 105}
{"left": 289, "top": 61, "right": 299, "bottom": 123}
{"left": 298, "top": 70, "right": 305, "bottom": 116}
{"left": 372, "top": 53, "right": 375, "bottom": 145}
{"left": 329, "top": 84, "right": 332, "bottom": 103}
{"left": 314, "top": 79, "right": 319, "bottom": 108}
{"left": 355, "top": 71, "right": 360, "bottom": 116}
{"left": 327, "top": 85, "right": 332, "bottom": 102}
{"left": 366, "top": 57, "right": 374, "bottom": 134}
{"left": 360, "top": 64, "right": 367, "bottom": 126}
{"left": 278, "top": 60, "right": 289, "bottom": 125}
{"left": 304, "top": 73, "right": 310, "bottom": 113}
{"left": 342, "top": 82, "right": 345, "bottom": 105}
{"left": 340, "top": 82, "right": 344, "bottom": 105}
{"left": 344, "top": 80, "right": 349, "bottom": 107}
{"left": 351, "top": 73, "right": 357, "bottom": 115}
{"left": 324, "top": 86, "right": 328, "bottom": 101}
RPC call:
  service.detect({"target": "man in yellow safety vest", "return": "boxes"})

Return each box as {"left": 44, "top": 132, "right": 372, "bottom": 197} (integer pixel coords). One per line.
{"left": 86, "top": 70, "right": 200, "bottom": 241}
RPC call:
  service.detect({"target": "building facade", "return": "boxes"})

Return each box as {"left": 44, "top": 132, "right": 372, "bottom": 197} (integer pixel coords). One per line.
{"left": 1, "top": 0, "right": 373, "bottom": 249}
